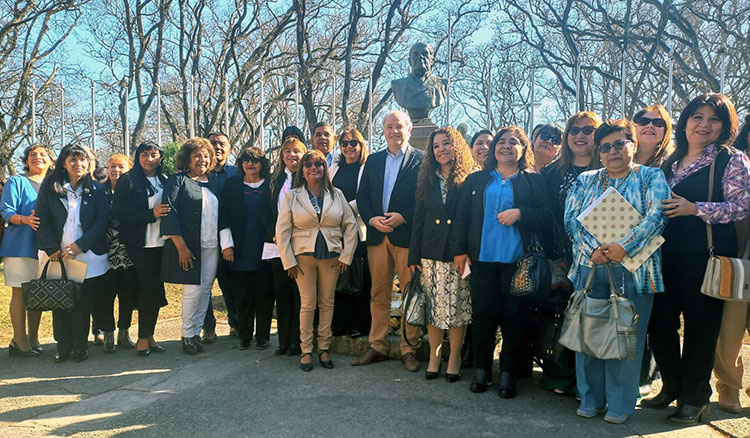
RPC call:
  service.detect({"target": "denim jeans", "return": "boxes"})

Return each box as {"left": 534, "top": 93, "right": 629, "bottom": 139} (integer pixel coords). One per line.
{"left": 575, "top": 263, "right": 654, "bottom": 416}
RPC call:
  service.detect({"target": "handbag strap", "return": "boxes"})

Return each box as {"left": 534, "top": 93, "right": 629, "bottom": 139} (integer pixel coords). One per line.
{"left": 583, "top": 264, "right": 598, "bottom": 293}
{"left": 40, "top": 259, "right": 68, "bottom": 281}
{"left": 705, "top": 157, "right": 716, "bottom": 255}
{"left": 604, "top": 263, "right": 623, "bottom": 297}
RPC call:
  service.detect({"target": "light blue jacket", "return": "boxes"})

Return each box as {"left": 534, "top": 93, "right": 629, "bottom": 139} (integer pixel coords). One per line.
{"left": 0, "top": 175, "right": 40, "bottom": 258}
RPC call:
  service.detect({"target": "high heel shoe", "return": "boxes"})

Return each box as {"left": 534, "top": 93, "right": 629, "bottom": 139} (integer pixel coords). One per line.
{"left": 425, "top": 364, "right": 441, "bottom": 380}
{"left": 666, "top": 403, "right": 710, "bottom": 426}
{"left": 318, "top": 351, "right": 334, "bottom": 369}
{"left": 8, "top": 340, "right": 40, "bottom": 357}
{"left": 300, "top": 353, "right": 313, "bottom": 372}
{"left": 445, "top": 372, "right": 461, "bottom": 383}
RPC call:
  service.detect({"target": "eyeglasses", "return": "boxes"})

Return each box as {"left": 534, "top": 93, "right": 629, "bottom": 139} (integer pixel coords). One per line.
{"left": 340, "top": 140, "right": 360, "bottom": 148}
{"left": 568, "top": 126, "right": 596, "bottom": 136}
{"left": 242, "top": 156, "right": 261, "bottom": 164}
{"left": 303, "top": 160, "right": 326, "bottom": 169}
{"left": 634, "top": 116, "right": 667, "bottom": 128}
{"left": 597, "top": 139, "right": 632, "bottom": 153}
{"left": 539, "top": 132, "right": 562, "bottom": 145}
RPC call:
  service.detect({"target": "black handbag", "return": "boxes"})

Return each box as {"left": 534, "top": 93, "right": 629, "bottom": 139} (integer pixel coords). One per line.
{"left": 335, "top": 256, "right": 364, "bottom": 294}
{"left": 510, "top": 238, "right": 551, "bottom": 301}
{"left": 401, "top": 270, "right": 428, "bottom": 347}
{"left": 22, "top": 259, "right": 83, "bottom": 312}
{"left": 529, "top": 304, "right": 573, "bottom": 370}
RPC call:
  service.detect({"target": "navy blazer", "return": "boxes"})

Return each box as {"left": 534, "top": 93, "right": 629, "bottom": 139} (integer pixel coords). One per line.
{"left": 111, "top": 171, "right": 164, "bottom": 248}
{"left": 160, "top": 172, "right": 220, "bottom": 285}
{"left": 451, "top": 170, "right": 552, "bottom": 262}
{"left": 356, "top": 145, "right": 424, "bottom": 248}
{"left": 408, "top": 177, "right": 463, "bottom": 265}
{"left": 35, "top": 177, "right": 109, "bottom": 256}
{"left": 218, "top": 175, "right": 270, "bottom": 262}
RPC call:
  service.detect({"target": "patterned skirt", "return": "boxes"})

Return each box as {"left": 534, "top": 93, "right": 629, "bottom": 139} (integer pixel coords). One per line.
{"left": 420, "top": 258, "right": 472, "bottom": 329}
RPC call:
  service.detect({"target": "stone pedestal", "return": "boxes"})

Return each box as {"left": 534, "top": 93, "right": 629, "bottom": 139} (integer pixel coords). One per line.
{"left": 409, "top": 118, "right": 438, "bottom": 151}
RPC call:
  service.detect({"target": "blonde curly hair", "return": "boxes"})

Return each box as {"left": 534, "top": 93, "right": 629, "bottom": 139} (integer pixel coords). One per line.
{"left": 415, "top": 126, "right": 474, "bottom": 201}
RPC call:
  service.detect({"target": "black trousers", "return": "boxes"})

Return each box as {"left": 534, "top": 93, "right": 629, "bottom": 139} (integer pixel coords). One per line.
{"left": 203, "top": 260, "right": 238, "bottom": 331}
{"left": 91, "top": 267, "right": 138, "bottom": 332}
{"left": 332, "top": 255, "right": 372, "bottom": 334}
{"left": 470, "top": 261, "right": 527, "bottom": 375}
{"left": 232, "top": 264, "right": 275, "bottom": 343}
{"left": 53, "top": 273, "right": 107, "bottom": 354}
{"left": 271, "top": 257, "right": 300, "bottom": 349}
{"left": 126, "top": 246, "right": 167, "bottom": 339}
{"left": 649, "top": 252, "right": 724, "bottom": 406}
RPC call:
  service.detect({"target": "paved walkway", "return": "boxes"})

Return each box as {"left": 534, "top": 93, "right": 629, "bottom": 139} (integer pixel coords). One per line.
{"left": 1, "top": 318, "right": 748, "bottom": 438}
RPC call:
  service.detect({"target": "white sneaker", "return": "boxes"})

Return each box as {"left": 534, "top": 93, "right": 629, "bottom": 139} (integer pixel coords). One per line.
{"left": 577, "top": 407, "right": 606, "bottom": 418}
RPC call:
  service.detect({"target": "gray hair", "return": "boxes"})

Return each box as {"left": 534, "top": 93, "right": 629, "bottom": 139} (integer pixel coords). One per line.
{"left": 382, "top": 110, "right": 412, "bottom": 129}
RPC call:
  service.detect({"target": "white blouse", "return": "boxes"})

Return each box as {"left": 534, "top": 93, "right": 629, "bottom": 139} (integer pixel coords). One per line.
{"left": 145, "top": 176, "right": 165, "bottom": 248}
{"left": 200, "top": 185, "right": 219, "bottom": 248}
{"left": 60, "top": 183, "right": 109, "bottom": 279}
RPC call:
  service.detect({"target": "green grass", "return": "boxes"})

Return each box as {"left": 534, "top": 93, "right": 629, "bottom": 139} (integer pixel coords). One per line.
{"left": 0, "top": 264, "right": 227, "bottom": 345}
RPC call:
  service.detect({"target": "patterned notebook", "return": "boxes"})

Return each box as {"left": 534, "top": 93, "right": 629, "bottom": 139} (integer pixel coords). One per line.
{"left": 576, "top": 187, "right": 664, "bottom": 273}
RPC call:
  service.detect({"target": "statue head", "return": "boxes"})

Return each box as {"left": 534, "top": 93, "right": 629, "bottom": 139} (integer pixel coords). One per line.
{"left": 409, "top": 43, "right": 435, "bottom": 78}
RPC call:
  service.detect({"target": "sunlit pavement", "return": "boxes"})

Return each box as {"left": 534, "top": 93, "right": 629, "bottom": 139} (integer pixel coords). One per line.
{"left": 1, "top": 317, "right": 748, "bottom": 438}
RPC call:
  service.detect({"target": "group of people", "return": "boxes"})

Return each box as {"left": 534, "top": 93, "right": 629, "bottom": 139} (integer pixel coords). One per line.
{"left": 2, "top": 92, "right": 749, "bottom": 427}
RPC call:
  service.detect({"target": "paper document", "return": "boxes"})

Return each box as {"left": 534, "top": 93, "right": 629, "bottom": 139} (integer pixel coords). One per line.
{"left": 577, "top": 187, "right": 664, "bottom": 272}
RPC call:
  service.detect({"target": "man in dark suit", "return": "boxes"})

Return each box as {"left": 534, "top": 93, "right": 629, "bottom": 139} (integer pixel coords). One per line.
{"left": 353, "top": 110, "right": 425, "bottom": 372}
{"left": 201, "top": 132, "right": 239, "bottom": 343}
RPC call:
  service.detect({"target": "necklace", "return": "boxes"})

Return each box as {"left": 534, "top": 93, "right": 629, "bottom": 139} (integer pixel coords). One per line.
{"left": 601, "top": 168, "right": 632, "bottom": 192}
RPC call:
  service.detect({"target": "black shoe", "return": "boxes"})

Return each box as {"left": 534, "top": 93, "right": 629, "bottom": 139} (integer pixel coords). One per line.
{"left": 102, "top": 331, "right": 116, "bottom": 353}
{"left": 641, "top": 391, "right": 678, "bottom": 409}
{"left": 287, "top": 345, "right": 301, "bottom": 356}
{"left": 72, "top": 350, "right": 88, "bottom": 363}
{"left": 332, "top": 328, "right": 347, "bottom": 337}
{"left": 256, "top": 340, "right": 270, "bottom": 351}
{"left": 300, "top": 353, "right": 313, "bottom": 372}
{"left": 318, "top": 351, "right": 334, "bottom": 369}
{"left": 349, "top": 330, "right": 364, "bottom": 339}
{"left": 425, "top": 362, "right": 442, "bottom": 380}
{"left": 31, "top": 344, "right": 43, "bottom": 353}
{"left": 136, "top": 348, "right": 150, "bottom": 357}
{"left": 497, "top": 372, "right": 517, "bottom": 399}
{"left": 8, "top": 340, "right": 41, "bottom": 357}
{"left": 237, "top": 340, "right": 251, "bottom": 350}
{"left": 54, "top": 352, "right": 70, "bottom": 363}
{"left": 182, "top": 337, "right": 199, "bottom": 355}
{"left": 446, "top": 372, "right": 461, "bottom": 383}
{"left": 149, "top": 343, "right": 166, "bottom": 353}
{"left": 275, "top": 346, "right": 289, "bottom": 355}
{"left": 470, "top": 369, "right": 490, "bottom": 393}
{"left": 191, "top": 336, "right": 205, "bottom": 352}
{"left": 200, "top": 330, "right": 216, "bottom": 344}
{"left": 117, "top": 330, "right": 136, "bottom": 349}
{"left": 666, "top": 403, "right": 710, "bottom": 426}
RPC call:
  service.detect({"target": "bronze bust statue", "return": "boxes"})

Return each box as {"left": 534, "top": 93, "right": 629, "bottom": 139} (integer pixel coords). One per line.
{"left": 391, "top": 43, "right": 448, "bottom": 120}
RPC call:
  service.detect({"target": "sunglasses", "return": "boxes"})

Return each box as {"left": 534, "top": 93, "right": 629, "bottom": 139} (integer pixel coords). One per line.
{"left": 634, "top": 116, "right": 667, "bottom": 128}
{"left": 340, "top": 140, "right": 360, "bottom": 148}
{"left": 568, "top": 126, "right": 596, "bottom": 136}
{"left": 303, "top": 160, "right": 326, "bottom": 169}
{"left": 598, "top": 139, "right": 632, "bottom": 153}
{"left": 539, "top": 132, "right": 562, "bottom": 145}
{"left": 242, "top": 156, "right": 261, "bottom": 164}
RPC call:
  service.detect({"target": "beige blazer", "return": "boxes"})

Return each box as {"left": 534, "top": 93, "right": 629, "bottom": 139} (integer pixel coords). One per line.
{"left": 276, "top": 186, "right": 358, "bottom": 270}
